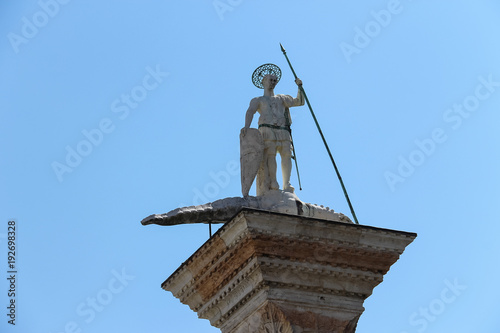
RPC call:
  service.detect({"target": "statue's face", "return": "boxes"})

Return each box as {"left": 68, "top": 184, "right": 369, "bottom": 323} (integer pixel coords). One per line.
{"left": 262, "top": 75, "right": 278, "bottom": 90}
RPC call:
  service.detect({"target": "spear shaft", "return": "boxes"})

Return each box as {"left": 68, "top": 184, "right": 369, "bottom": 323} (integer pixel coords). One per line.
{"left": 280, "top": 43, "right": 360, "bottom": 224}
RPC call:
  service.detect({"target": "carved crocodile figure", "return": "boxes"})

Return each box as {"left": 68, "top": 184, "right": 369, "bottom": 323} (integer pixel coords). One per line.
{"left": 141, "top": 191, "right": 352, "bottom": 226}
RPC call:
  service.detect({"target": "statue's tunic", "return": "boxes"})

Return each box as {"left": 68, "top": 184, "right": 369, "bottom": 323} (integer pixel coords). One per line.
{"left": 255, "top": 94, "right": 302, "bottom": 143}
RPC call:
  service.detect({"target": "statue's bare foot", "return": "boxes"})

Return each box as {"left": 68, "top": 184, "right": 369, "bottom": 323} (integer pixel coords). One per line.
{"left": 284, "top": 183, "right": 295, "bottom": 193}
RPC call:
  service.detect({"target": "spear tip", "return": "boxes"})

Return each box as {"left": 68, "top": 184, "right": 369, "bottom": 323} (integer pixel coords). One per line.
{"left": 280, "top": 43, "right": 286, "bottom": 53}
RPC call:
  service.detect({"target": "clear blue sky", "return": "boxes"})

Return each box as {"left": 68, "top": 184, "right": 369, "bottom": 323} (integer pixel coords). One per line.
{"left": 1, "top": 1, "right": 499, "bottom": 332}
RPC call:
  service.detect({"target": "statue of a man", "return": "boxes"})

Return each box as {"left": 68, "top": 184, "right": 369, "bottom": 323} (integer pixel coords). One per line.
{"left": 242, "top": 64, "right": 304, "bottom": 196}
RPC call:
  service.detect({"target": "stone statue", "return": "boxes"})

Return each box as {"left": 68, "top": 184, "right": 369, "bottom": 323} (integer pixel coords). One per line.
{"left": 142, "top": 64, "right": 353, "bottom": 227}
{"left": 241, "top": 64, "right": 304, "bottom": 197}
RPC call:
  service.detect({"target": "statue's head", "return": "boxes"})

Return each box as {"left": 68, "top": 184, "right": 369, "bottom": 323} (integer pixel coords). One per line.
{"left": 262, "top": 74, "right": 279, "bottom": 90}
{"left": 252, "top": 63, "right": 282, "bottom": 89}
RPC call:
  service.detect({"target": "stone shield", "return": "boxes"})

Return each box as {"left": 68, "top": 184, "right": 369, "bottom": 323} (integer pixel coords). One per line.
{"left": 240, "top": 128, "right": 264, "bottom": 197}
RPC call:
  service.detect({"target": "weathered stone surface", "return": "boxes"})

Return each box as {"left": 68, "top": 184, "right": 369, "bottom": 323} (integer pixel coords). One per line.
{"left": 243, "top": 65, "right": 304, "bottom": 196}
{"left": 240, "top": 128, "right": 264, "bottom": 197}
{"left": 141, "top": 191, "right": 351, "bottom": 226}
{"left": 162, "top": 209, "right": 416, "bottom": 332}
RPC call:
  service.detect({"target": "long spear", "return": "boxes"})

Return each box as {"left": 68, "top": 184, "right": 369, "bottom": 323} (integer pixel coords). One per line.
{"left": 280, "top": 43, "right": 360, "bottom": 225}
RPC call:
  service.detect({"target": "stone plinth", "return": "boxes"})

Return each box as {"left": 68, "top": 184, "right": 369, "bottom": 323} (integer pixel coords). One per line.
{"left": 162, "top": 209, "right": 416, "bottom": 333}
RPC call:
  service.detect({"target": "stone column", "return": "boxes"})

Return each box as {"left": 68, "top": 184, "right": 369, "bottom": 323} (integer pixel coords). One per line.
{"left": 162, "top": 209, "right": 416, "bottom": 333}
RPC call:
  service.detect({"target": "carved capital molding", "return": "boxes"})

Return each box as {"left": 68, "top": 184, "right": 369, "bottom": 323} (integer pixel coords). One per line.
{"left": 259, "top": 303, "right": 293, "bottom": 333}
{"left": 161, "top": 209, "right": 416, "bottom": 332}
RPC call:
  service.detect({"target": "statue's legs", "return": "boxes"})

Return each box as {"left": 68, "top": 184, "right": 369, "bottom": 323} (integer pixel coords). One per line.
{"left": 263, "top": 141, "right": 280, "bottom": 191}
{"left": 278, "top": 141, "right": 294, "bottom": 193}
